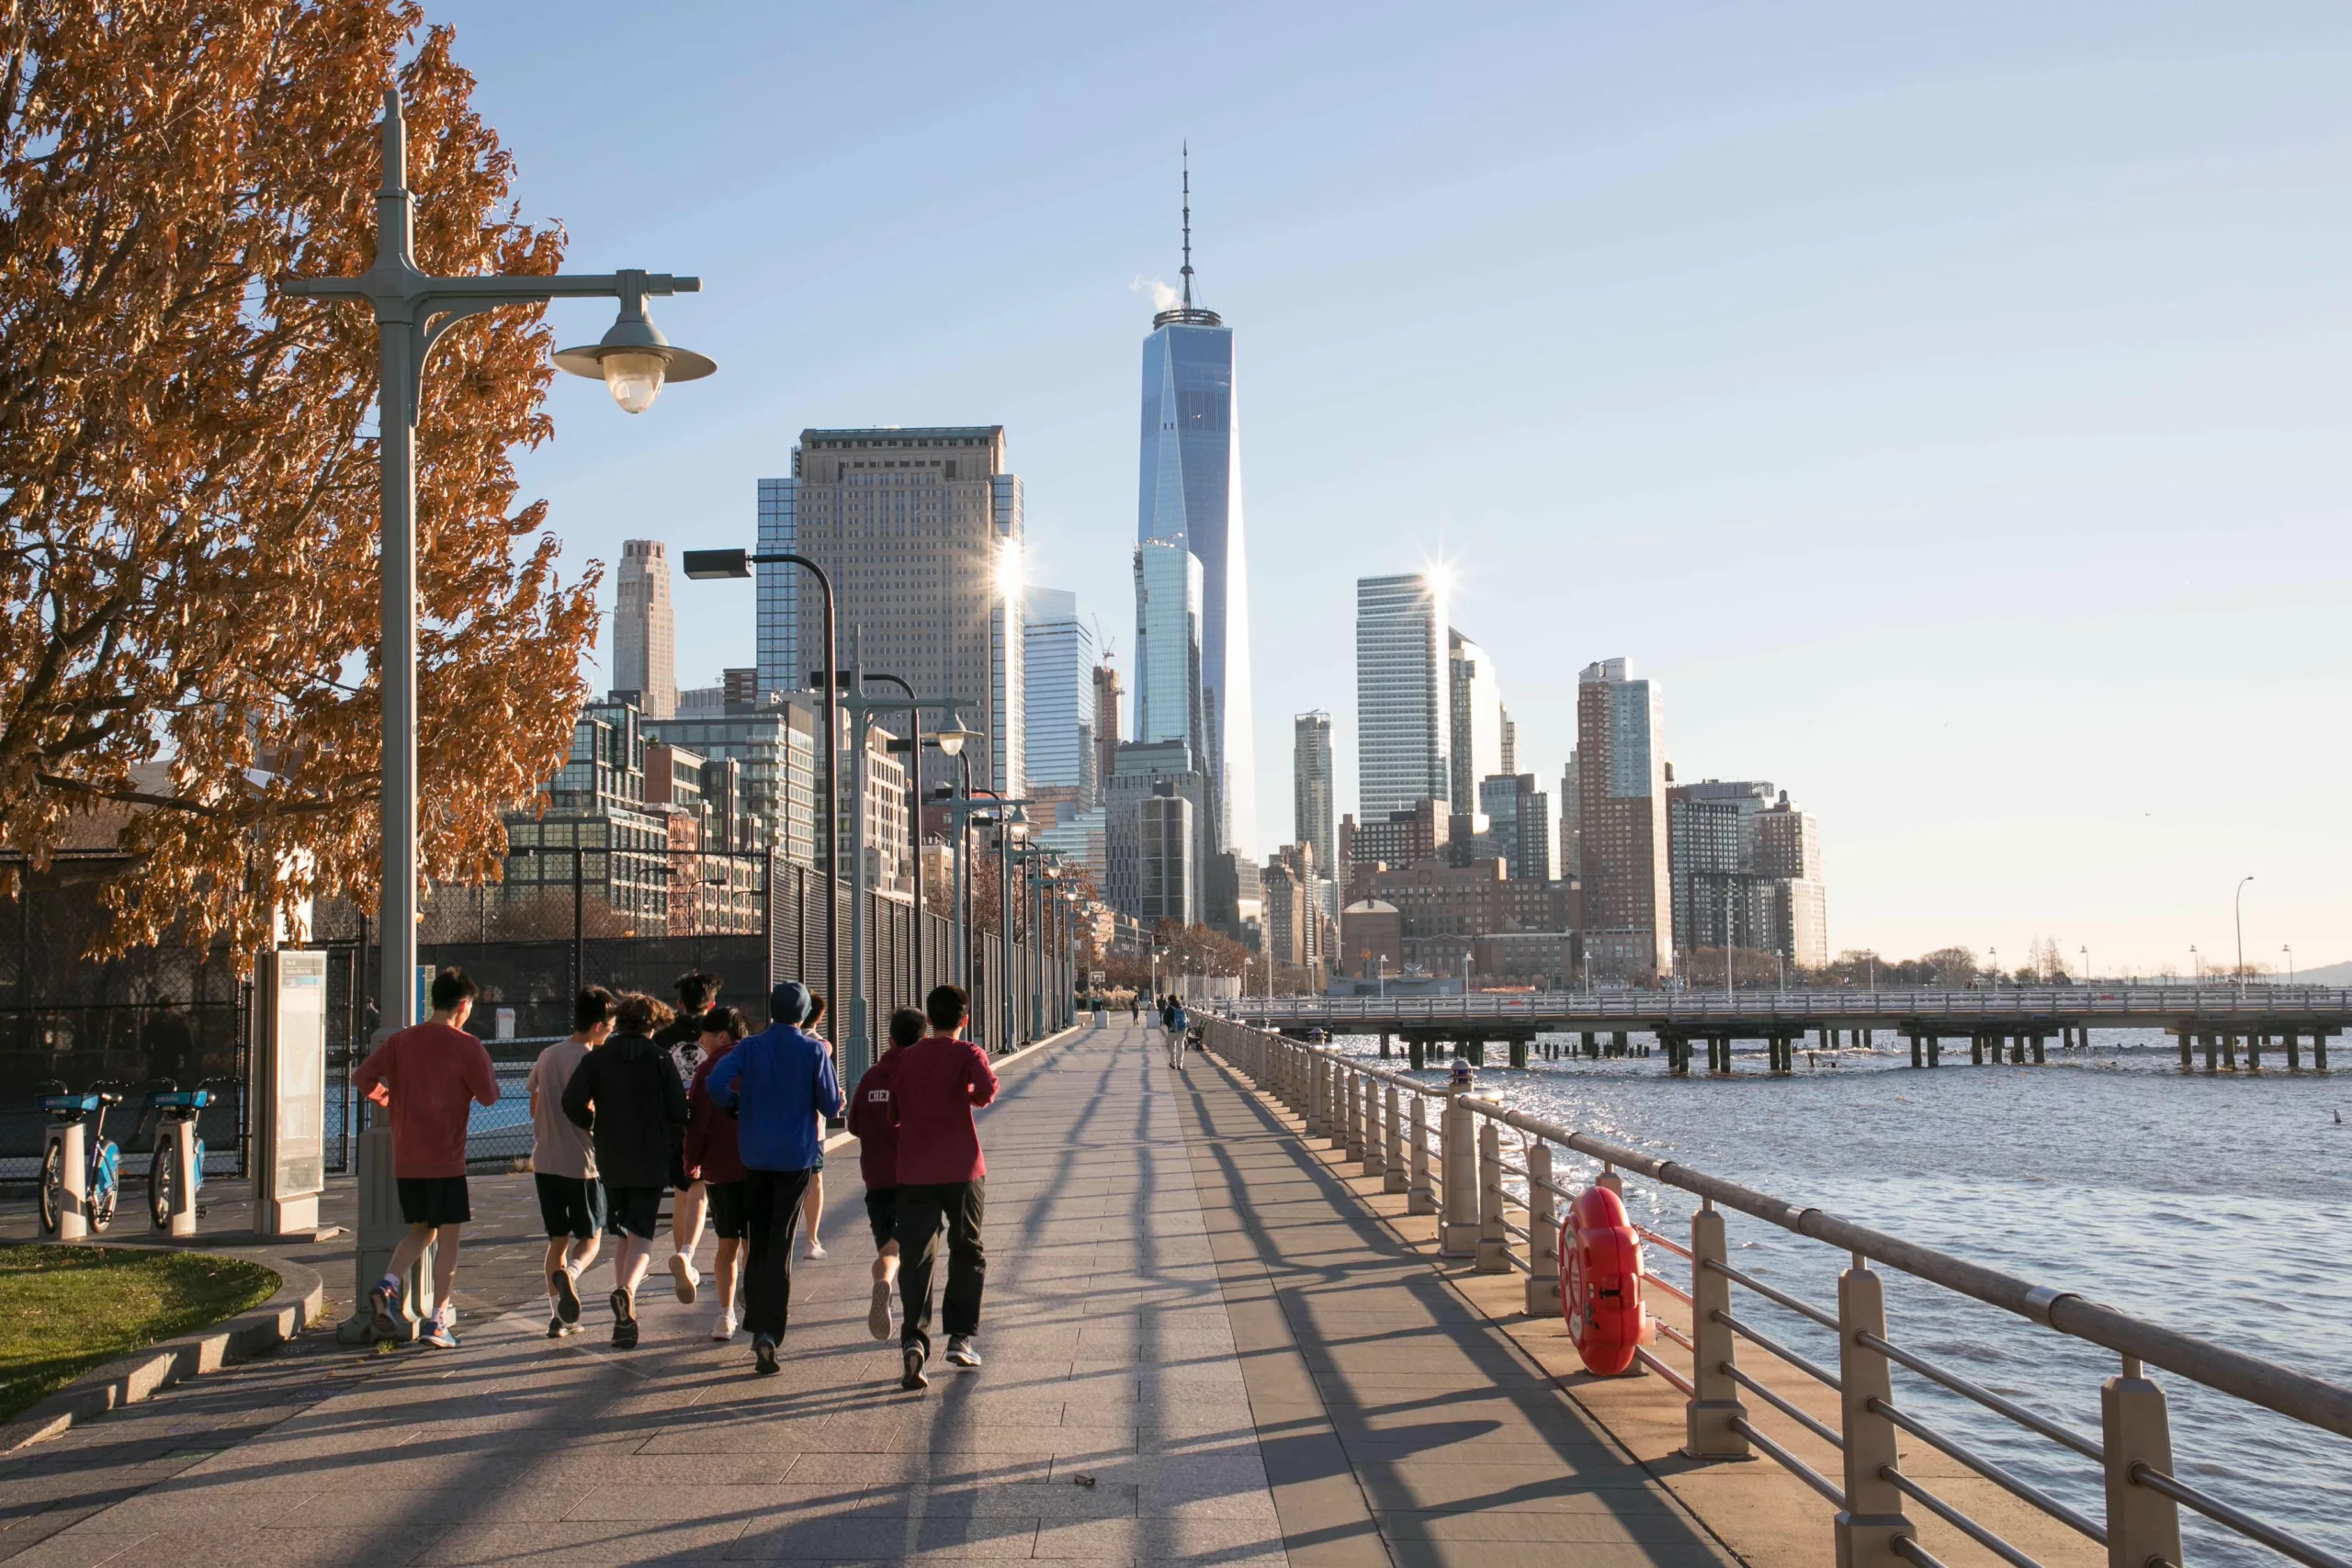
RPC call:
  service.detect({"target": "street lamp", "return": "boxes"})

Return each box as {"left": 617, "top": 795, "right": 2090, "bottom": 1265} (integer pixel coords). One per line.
{"left": 2282, "top": 945, "right": 2294, "bottom": 987}
{"left": 2080, "top": 945, "right": 2089, "bottom": 987}
{"left": 2234, "top": 875, "right": 2254, "bottom": 998}
{"left": 679, "top": 547, "right": 836, "bottom": 1034}
{"left": 2190, "top": 945, "right": 2200, "bottom": 984}
{"left": 281, "top": 92, "right": 710, "bottom": 1341}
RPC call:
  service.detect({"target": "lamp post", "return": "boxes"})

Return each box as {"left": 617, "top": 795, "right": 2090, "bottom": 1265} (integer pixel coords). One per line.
{"left": 680, "top": 547, "right": 836, "bottom": 1038}
{"left": 2283, "top": 944, "right": 2295, "bottom": 987}
{"left": 859, "top": 668, "right": 978, "bottom": 1015}
{"left": 2234, "top": 875, "right": 2254, "bottom": 998}
{"left": 282, "top": 92, "right": 711, "bottom": 1341}
{"left": 2190, "top": 945, "right": 2200, "bottom": 985}
{"left": 2080, "top": 945, "right": 2090, "bottom": 987}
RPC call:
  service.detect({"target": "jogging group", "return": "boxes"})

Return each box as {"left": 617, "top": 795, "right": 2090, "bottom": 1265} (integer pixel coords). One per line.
{"left": 350, "top": 966, "right": 995, "bottom": 1392}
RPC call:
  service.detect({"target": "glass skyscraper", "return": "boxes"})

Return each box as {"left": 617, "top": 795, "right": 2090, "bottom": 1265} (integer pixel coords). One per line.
{"left": 1136, "top": 201, "right": 1252, "bottom": 857}
{"left": 1355, "top": 571, "right": 1449, "bottom": 821}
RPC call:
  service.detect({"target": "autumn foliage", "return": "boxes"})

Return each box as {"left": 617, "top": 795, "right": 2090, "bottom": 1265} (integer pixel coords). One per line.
{"left": 0, "top": 3, "right": 599, "bottom": 961}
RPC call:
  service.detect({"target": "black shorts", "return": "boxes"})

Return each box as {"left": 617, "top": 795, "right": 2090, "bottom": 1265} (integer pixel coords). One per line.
{"left": 605, "top": 1185, "right": 662, "bottom": 1240}
{"left": 396, "top": 1176, "right": 470, "bottom": 1228}
{"left": 707, "top": 1179, "right": 749, "bottom": 1240}
{"left": 534, "top": 1174, "right": 604, "bottom": 1241}
{"left": 865, "top": 1188, "right": 899, "bottom": 1250}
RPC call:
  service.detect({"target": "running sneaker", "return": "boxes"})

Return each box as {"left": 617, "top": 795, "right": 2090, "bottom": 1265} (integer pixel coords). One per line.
{"left": 669, "top": 1253, "right": 699, "bottom": 1304}
{"left": 368, "top": 1279, "right": 400, "bottom": 1340}
{"left": 900, "top": 1344, "right": 928, "bottom": 1391}
{"left": 551, "top": 1267, "right": 581, "bottom": 1324}
{"left": 866, "top": 1280, "right": 892, "bottom": 1341}
{"left": 610, "top": 1289, "right": 639, "bottom": 1350}
{"left": 712, "top": 1310, "right": 738, "bottom": 1342}
{"left": 547, "top": 1314, "right": 566, "bottom": 1339}
{"left": 944, "top": 1335, "right": 982, "bottom": 1370}
{"left": 803, "top": 1237, "right": 827, "bottom": 1261}
{"left": 752, "top": 1334, "right": 779, "bottom": 1376}
{"left": 424, "top": 1312, "right": 458, "bottom": 1350}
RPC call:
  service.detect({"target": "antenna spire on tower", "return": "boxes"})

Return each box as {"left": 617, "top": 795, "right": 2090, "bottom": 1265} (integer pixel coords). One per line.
{"left": 1181, "top": 142, "right": 1193, "bottom": 308}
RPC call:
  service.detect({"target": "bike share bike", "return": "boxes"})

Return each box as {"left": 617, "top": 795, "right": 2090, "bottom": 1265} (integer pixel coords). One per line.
{"left": 36, "top": 1080, "right": 125, "bottom": 1235}
{"left": 146, "top": 1082, "right": 221, "bottom": 1231}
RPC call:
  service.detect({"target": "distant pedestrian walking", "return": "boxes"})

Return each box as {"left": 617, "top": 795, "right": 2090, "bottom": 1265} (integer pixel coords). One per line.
{"left": 1164, "top": 997, "right": 1189, "bottom": 1069}
{"left": 706, "top": 981, "right": 842, "bottom": 1376}
{"left": 353, "top": 967, "right": 499, "bottom": 1348}
{"left": 684, "top": 1006, "right": 752, "bottom": 1340}
{"left": 526, "top": 987, "right": 613, "bottom": 1338}
{"left": 561, "top": 993, "right": 689, "bottom": 1348}
{"left": 1129, "top": 993, "right": 1139, "bottom": 1022}
{"left": 890, "top": 983, "right": 999, "bottom": 1391}
{"left": 848, "top": 1007, "right": 925, "bottom": 1342}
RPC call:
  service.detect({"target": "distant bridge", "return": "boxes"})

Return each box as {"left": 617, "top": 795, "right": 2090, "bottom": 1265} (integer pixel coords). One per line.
{"left": 1219, "top": 986, "right": 2347, "bottom": 1072}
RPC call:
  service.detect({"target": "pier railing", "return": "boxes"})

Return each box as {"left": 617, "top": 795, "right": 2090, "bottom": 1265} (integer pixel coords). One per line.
{"left": 1201, "top": 1015, "right": 2352, "bottom": 1568}
{"left": 1228, "top": 986, "right": 2352, "bottom": 1023}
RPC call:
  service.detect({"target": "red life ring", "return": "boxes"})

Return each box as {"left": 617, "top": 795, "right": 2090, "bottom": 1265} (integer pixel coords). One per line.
{"left": 1559, "top": 1182, "right": 1647, "bottom": 1375}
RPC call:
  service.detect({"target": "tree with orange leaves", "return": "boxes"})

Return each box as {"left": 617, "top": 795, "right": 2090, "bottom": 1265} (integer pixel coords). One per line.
{"left": 0, "top": 3, "right": 597, "bottom": 961}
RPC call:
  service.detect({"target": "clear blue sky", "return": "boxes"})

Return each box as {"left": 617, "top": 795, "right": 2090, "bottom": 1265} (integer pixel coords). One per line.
{"left": 438, "top": 0, "right": 2352, "bottom": 975}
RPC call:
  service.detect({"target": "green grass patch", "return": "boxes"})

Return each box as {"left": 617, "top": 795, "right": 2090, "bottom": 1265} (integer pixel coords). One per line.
{"left": 0, "top": 1245, "right": 277, "bottom": 1422}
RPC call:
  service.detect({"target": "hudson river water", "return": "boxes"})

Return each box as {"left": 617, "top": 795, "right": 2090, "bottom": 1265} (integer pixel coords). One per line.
{"left": 1325, "top": 1029, "right": 2352, "bottom": 1566}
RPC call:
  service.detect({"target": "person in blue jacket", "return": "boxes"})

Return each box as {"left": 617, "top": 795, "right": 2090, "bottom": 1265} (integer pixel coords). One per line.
{"left": 706, "top": 980, "right": 843, "bottom": 1375}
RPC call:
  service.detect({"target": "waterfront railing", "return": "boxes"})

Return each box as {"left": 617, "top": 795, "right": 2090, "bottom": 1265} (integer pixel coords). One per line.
{"left": 1232, "top": 986, "right": 2352, "bottom": 1022}
{"left": 1201, "top": 1015, "right": 2352, "bottom": 1568}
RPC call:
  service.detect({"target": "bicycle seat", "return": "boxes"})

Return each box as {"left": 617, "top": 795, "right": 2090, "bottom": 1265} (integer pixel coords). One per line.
{"left": 96, "top": 1091, "right": 124, "bottom": 1107}
{"left": 148, "top": 1089, "right": 211, "bottom": 1111}
{"left": 39, "top": 1094, "right": 100, "bottom": 1115}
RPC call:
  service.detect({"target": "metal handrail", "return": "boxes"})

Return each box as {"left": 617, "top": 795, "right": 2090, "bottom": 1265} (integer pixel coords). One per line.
{"left": 1731, "top": 1416, "right": 1846, "bottom": 1507}
{"left": 1220, "top": 984, "right": 2352, "bottom": 1021}
{"left": 1858, "top": 1330, "right": 2103, "bottom": 1462}
{"left": 1869, "top": 1397, "right": 2106, "bottom": 1545}
{"left": 1882, "top": 1467, "right": 2045, "bottom": 1568}
{"left": 2129, "top": 1464, "right": 2352, "bottom": 1568}
{"left": 1726, "top": 1363, "right": 1844, "bottom": 1450}
{"left": 1715, "top": 1308, "right": 1842, "bottom": 1391}
{"left": 1702, "top": 1255, "right": 1840, "bottom": 1332}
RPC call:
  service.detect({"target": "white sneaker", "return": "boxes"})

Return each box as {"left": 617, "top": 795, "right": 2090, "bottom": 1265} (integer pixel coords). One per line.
{"left": 669, "top": 1253, "right": 699, "bottom": 1303}
{"left": 803, "top": 1237, "right": 827, "bottom": 1260}
{"left": 866, "top": 1280, "right": 892, "bottom": 1340}
{"left": 711, "top": 1310, "right": 738, "bottom": 1341}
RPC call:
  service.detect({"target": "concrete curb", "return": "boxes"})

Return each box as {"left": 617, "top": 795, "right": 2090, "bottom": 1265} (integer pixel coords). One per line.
{"left": 0, "top": 1247, "right": 324, "bottom": 1453}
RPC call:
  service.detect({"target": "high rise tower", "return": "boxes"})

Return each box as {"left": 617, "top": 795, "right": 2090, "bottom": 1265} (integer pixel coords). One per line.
{"left": 1137, "top": 149, "right": 1253, "bottom": 857}
{"left": 1355, "top": 572, "right": 1449, "bottom": 820}
{"left": 1293, "top": 711, "right": 1334, "bottom": 881}
{"left": 1577, "top": 658, "right": 1672, "bottom": 983}
{"left": 614, "top": 539, "right": 675, "bottom": 718}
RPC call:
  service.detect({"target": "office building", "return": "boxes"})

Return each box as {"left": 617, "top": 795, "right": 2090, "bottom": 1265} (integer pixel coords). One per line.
{"left": 503, "top": 698, "right": 672, "bottom": 921}
{"left": 1115, "top": 787, "right": 1193, "bottom": 925}
{"left": 1261, "top": 842, "right": 1323, "bottom": 973}
{"left": 1023, "top": 587, "right": 1096, "bottom": 808}
{"left": 1559, "top": 753, "right": 1580, "bottom": 877}
{"left": 677, "top": 668, "right": 758, "bottom": 717}
{"left": 1756, "top": 793, "right": 1828, "bottom": 969}
{"left": 1577, "top": 658, "right": 1673, "bottom": 983}
{"left": 1499, "top": 707, "right": 1517, "bottom": 775}
{"left": 1293, "top": 711, "right": 1334, "bottom": 886}
{"left": 1357, "top": 572, "right": 1448, "bottom": 819}
{"left": 1104, "top": 740, "right": 1211, "bottom": 926}
{"left": 1448, "top": 631, "right": 1503, "bottom": 813}
{"left": 1138, "top": 160, "right": 1253, "bottom": 854}
{"left": 613, "top": 540, "right": 676, "bottom": 719}
{"left": 753, "top": 427, "right": 1023, "bottom": 793}
{"left": 1351, "top": 797, "right": 1448, "bottom": 872}
{"left": 1035, "top": 806, "right": 1107, "bottom": 887}
{"left": 1134, "top": 540, "right": 1205, "bottom": 750}
{"left": 1092, "top": 664, "right": 1122, "bottom": 805}
{"left": 1478, "top": 773, "right": 1552, "bottom": 882}
{"left": 644, "top": 692, "right": 819, "bottom": 870}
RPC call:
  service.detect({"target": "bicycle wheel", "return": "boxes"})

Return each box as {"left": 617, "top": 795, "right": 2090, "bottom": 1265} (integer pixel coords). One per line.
{"left": 39, "top": 1141, "right": 63, "bottom": 1235}
{"left": 150, "top": 1141, "right": 175, "bottom": 1229}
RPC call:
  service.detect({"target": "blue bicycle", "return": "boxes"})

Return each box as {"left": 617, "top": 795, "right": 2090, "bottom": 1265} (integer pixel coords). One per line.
{"left": 146, "top": 1085, "right": 217, "bottom": 1229}
{"left": 37, "top": 1083, "right": 124, "bottom": 1235}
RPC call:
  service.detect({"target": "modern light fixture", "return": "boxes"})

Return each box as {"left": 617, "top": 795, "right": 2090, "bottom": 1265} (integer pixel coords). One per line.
{"left": 682, "top": 548, "right": 750, "bottom": 580}
{"left": 553, "top": 271, "right": 716, "bottom": 413}
{"left": 928, "top": 724, "right": 983, "bottom": 759}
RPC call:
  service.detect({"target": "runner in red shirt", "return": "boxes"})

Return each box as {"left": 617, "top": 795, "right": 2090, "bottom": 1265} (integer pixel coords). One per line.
{"left": 848, "top": 1008, "right": 925, "bottom": 1343}
{"left": 352, "top": 968, "right": 499, "bottom": 1348}
{"left": 888, "top": 984, "right": 999, "bottom": 1390}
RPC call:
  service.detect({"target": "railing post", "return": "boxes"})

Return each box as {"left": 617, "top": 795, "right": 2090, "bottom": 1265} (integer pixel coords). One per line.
{"left": 1834, "top": 1258, "right": 1912, "bottom": 1568}
{"left": 1476, "top": 1120, "right": 1510, "bottom": 1271}
{"left": 1440, "top": 1092, "right": 1479, "bottom": 1257}
{"left": 1307, "top": 1053, "right": 1326, "bottom": 1135}
{"left": 1382, "top": 1085, "right": 1407, "bottom": 1192}
{"left": 2102, "top": 1357, "right": 2183, "bottom": 1568}
{"left": 1408, "top": 1093, "right": 1436, "bottom": 1214}
{"left": 1362, "top": 1075, "right": 1385, "bottom": 1179}
{"left": 1686, "top": 1202, "right": 1748, "bottom": 1458}
{"left": 1526, "top": 1140, "right": 1561, "bottom": 1315}
{"left": 1354, "top": 1066, "right": 1374, "bottom": 1166}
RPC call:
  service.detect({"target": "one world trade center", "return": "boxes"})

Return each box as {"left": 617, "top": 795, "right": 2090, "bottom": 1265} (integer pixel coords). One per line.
{"left": 1136, "top": 156, "right": 1254, "bottom": 859}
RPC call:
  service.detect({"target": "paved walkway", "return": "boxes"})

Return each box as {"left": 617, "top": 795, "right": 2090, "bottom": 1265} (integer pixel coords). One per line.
{"left": 1, "top": 1020, "right": 1736, "bottom": 1567}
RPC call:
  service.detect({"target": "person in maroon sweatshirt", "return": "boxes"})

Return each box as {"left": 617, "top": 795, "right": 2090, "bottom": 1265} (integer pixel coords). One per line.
{"left": 888, "top": 983, "right": 999, "bottom": 1390}
{"left": 684, "top": 1006, "right": 751, "bottom": 1342}
{"left": 848, "top": 1007, "right": 925, "bottom": 1344}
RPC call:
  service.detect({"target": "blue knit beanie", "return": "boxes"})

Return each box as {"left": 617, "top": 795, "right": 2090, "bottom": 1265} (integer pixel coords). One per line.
{"left": 769, "top": 981, "right": 811, "bottom": 1026}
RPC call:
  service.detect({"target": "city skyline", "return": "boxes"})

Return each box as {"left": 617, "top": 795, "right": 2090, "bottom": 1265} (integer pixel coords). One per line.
{"left": 469, "top": 2, "right": 2352, "bottom": 970}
